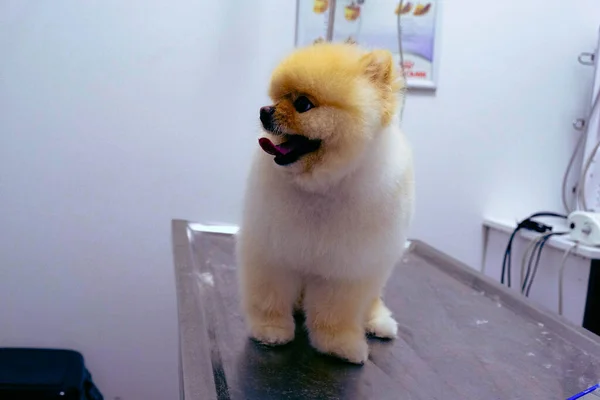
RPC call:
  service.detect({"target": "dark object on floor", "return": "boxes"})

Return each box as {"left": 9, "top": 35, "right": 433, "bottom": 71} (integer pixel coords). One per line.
{"left": 0, "top": 348, "right": 103, "bottom": 400}
{"left": 172, "top": 220, "right": 600, "bottom": 400}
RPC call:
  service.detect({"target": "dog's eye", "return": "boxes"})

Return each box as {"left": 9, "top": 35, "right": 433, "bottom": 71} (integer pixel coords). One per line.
{"left": 293, "top": 96, "right": 314, "bottom": 113}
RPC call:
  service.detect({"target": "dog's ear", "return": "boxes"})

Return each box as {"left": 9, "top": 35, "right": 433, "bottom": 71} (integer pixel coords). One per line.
{"left": 313, "top": 37, "right": 325, "bottom": 45}
{"left": 345, "top": 37, "right": 357, "bottom": 45}
{"left": 360, "top": 49, "right": 394, "bottom": 85}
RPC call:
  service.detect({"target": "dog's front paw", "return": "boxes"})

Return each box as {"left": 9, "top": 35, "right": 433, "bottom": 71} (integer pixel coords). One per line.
{"left": 366, "top": 314, "right": 398, "bottom": 339}
{"left": 249, "top": 318, "right": 295, "bottom": 346}
{"left": 309, "top": 328, "right": 369, "bottom": 364}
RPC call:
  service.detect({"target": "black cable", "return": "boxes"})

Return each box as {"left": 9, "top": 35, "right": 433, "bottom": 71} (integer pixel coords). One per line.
{"left": 521, "top": 232, "right": 553, "bottom": 294}
{"left": 521, "top": 235, "right": 545, "bottom": 294}
{"left": 524, "top": 232, "right": 568, "bottom": 297}
{"left": 501, "top": 212, "right": 567, "bottom": 287}
{"left": 502, "top": 230, "right": 518, "bottom": 287}
{"left": 501, "top": 213, "right": 563, "bottom": 287}
{"left": 521, "top": 232, "right": 566, "bottom": 297}
{"left": 502, "top": 212, "right": 567, "bottom": 287}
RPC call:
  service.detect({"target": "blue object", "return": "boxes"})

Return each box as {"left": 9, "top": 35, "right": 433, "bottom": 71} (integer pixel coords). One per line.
{"left": 567, "top": 383, "right": 600, "bottom": 400}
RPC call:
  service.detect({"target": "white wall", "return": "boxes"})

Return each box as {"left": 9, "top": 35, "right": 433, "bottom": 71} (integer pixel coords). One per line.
{"left": 0, "top": 1, "right": 296, "bottom": 399}
{"left": 404, "top": 0, "right": 600, "bottom": 268}
{"left": 1, "top": 0, "right": 600, "bottom": 398}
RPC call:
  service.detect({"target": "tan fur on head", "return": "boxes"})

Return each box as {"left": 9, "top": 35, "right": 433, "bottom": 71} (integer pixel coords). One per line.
{"left": 266, "top": 43, "right": 404, "bottom": 191}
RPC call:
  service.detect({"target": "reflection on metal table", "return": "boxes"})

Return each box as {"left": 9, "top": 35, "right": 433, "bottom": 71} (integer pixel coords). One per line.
{"left": 172, "top": 220, "right": 600, "bottom": 400}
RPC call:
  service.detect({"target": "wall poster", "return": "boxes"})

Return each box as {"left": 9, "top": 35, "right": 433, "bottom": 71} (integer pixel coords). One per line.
{"left": 295, "top": 0, "right": 440, "bottom": 89}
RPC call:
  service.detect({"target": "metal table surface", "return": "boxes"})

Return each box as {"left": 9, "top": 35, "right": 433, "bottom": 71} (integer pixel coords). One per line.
{"left": 171, "top": 220, "right": 600, "bottom": 400}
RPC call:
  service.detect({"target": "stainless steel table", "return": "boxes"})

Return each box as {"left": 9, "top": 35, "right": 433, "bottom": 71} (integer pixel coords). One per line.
{"left": 171, "top": 220, "right": 600, "bottom": 400}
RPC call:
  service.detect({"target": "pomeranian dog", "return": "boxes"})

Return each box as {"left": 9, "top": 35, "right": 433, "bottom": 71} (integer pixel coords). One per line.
{"left": 236, "top": 41, "right": 414, "bottom": 364}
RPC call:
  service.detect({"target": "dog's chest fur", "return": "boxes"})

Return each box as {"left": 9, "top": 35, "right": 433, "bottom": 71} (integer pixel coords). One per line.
{"left": 241, "top": 127, "right": 413, "bottom": 279}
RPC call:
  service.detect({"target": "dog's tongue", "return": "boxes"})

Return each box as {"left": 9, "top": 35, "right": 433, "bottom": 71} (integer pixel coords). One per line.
{"left": 258, "top": 135, "right": 322, "bottom": 166}
{"left": 258, "top": 137, "right": 294, "bottom": 156}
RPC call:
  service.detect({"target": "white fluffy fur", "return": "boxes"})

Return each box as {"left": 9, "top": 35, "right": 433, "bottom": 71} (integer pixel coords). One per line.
{"left": 237, "top": 116, "right": 414, "bottom": 364}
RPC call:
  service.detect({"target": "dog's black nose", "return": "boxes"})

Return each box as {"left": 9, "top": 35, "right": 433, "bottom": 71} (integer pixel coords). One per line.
{"left": 260, "top": 106, "right": 275, "bottom": 127}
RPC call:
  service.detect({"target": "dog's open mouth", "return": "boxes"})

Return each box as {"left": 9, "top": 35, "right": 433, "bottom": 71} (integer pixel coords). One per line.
{"left": 258, "top": 135, "right": 321, "bottom": 166}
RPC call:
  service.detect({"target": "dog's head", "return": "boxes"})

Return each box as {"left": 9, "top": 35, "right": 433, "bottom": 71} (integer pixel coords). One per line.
{"left": 258, "top": 42, "right": 403, "bottom": 191}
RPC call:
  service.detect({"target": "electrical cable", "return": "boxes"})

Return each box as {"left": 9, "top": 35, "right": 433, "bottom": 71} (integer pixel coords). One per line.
{"left": 504, "top": 219, "right": 546, "bottom": 288}
{"left": 576, "top": 90, "right": 600, "bottom": 211}
{"left": 524, "top": 232, "right": 569, "bottom": 297}
{"left": 501, "top": 212, "right": 567, "bottom": 287}
{"left": 579, "top": 138, "right": 600, "bottom": 211}
{"left": 521, "top": 235, "right": 544, "bottom": 289}
{"left": 563, "top": 91, "right": 600, "bottom": 213}
{"left": 521, "top": 234, "right": 548, "bottom": 295}
{"left": 558, "top": 242, "right": 579, "bottom": 316}
{"left": 561, "top": 131, "right": 585, "bottom": 213}
{"left": 521, "top": 233, "right": 553, "bottom": 294}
